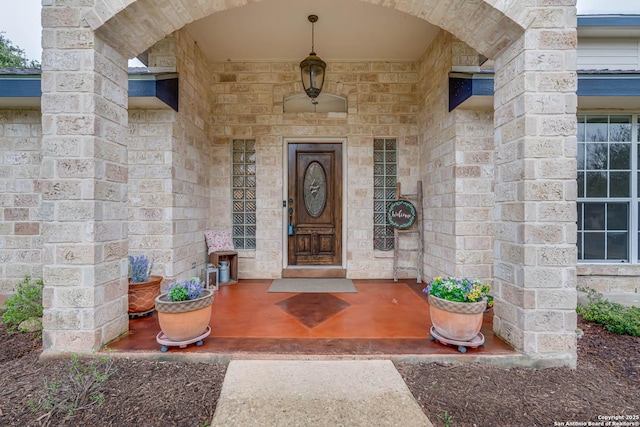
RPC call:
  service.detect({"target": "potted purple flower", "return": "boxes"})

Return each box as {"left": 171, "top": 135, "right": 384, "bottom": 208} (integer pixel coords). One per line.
{"left": 128, "top": 255, "right": 163, "bottom": 316}
{"left": 154, "top": 277, "right": 214, "bottom": 342}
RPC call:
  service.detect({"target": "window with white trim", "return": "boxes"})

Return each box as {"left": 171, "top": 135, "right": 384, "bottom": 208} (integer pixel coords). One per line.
{"left": 577, "top": 115, "right": 637, "bottom": 262}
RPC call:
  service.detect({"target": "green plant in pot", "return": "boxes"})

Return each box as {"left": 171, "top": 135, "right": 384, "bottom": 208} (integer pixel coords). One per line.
{"left": 155, "top": 277, "right": 214, "bottom": 342}
{"left": 128, "top": 255, "right": 163, "bottom": 316}
{"left": 423, "top": 277, "right": 491, "bottom": 341}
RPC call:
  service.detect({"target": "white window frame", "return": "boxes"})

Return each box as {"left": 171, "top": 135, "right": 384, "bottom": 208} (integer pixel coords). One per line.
{"left": 577, "top": 113, "right": 638, "bottom": 263}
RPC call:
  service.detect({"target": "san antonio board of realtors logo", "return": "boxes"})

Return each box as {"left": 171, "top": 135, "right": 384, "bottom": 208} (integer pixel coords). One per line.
{"left": 387, "top": 200, "right": 416, "bottom": 229}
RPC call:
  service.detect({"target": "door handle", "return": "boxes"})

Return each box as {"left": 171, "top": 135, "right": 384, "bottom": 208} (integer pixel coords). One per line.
{"left": 288, "top": 205, "right": 294, "bottom": 236}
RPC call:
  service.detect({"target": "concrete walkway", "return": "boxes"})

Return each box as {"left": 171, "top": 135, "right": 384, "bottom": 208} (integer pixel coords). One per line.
{"left": 211, "top": 360, "right": 433, "bottom": 426}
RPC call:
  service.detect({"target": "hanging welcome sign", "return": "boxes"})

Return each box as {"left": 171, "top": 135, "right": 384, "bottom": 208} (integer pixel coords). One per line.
{"left": 387, "top": 200, "right": 416, "bottom": 229}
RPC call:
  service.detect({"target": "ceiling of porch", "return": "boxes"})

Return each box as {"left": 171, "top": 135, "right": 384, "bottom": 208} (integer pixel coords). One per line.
{"left": 184, "top": 0, "right": 441, "bottom": 62}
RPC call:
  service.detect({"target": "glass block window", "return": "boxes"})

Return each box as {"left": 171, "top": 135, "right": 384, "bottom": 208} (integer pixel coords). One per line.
{"left": 373, "top": 138, "right": 397, "bottom": 250}
{"left": 232, "top": 139, "right": 256, "bottom": 249}
{"left": 577, "top": 115, "right": 636, "bottom": 262}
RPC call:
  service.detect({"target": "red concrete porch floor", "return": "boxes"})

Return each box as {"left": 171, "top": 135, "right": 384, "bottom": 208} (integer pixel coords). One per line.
{"left": 106, "top": 279, "right": 518, "bottom": 360}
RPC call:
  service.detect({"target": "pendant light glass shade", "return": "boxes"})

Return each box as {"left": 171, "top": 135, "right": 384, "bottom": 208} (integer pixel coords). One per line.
{"left": 300, "top": 53, "right": 326, "bottom": 99}
{"left": 300, "top": 15, "right": 326, "bottom": 101}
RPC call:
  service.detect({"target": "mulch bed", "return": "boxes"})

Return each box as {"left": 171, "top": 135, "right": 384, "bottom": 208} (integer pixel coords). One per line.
{"left": 0, "top": 316, "right": 638, "bottom": 426}
{"left": 397, "top": 317, "right": 640, "bottom": 427}
{"left": 0, "top": 324, "right": 226, "bottom": 426}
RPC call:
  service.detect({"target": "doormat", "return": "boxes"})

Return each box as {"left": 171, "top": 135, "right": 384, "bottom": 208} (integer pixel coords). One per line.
{"left": 268, "top": 278, "right": 356, "bottom": 293}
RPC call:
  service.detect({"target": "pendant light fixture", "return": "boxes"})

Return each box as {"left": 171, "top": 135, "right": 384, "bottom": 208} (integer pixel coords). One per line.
{"left": 300, "top": 14, "right": 326, "bottom": 104}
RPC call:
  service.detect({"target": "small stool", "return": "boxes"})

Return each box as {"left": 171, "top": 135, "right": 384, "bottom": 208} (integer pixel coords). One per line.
{"left": 209, "top": 251, "right": 238, "bottom": 284}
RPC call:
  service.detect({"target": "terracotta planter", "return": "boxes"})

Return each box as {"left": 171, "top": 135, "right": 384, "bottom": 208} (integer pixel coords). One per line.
{"left": 155, "top": 289, "right": 214, "bottom": 342}
{"left": 128, "top": 275, "right": 163, "bottom": 314}
{"left": 428, "top": 294, "right": 486, "bottom": 341}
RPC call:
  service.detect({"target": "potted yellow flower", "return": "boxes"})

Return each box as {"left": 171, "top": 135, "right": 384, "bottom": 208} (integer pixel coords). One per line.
{"left": 423, "top": 277, "right": 491, "bottom": 342}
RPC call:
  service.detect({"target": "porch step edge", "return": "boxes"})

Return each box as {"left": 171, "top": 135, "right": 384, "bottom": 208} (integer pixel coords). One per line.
{"left": 282, "top": 268, "right": 347, "bottom": 278}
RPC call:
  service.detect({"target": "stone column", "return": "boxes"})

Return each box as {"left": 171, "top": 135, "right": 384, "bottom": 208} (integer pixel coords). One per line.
{"left": 41, "top": 6, "right": 129, "bottom": 352}
{"left": 492, "top": 4, "right": 578, "bottom": 365}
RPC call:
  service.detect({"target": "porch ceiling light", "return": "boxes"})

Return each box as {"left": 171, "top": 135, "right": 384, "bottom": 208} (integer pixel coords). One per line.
{"left": 300, "top": 14, "right": 326, "bottom": 105}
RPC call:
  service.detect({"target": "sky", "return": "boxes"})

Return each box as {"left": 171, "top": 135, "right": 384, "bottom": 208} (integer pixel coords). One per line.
{"left": 0, "top": 0, "right": 639, "bottom": 64}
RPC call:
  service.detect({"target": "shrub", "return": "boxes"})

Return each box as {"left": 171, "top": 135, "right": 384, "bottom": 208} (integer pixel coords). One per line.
{"left": 577, "top": 287, "right": 640, "bottom": 336}
{"left": 1, "top": 276, "right": 43, "bottom": 335}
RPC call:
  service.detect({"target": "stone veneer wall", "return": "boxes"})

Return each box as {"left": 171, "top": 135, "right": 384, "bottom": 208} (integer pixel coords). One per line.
{"left": 418, "top": 31, "right": 495, "bottom": 284}
{"left": 452, "top": 108, "right": 495, "bottom": 281}
{"left": 128, "top": 30, "right": 213, "bottom": 283}
{"left": 209, "top": 60, "right": 421, "bottom": 279}
{"left": 127, "top": 108, "right": 176, "bottom": 280}
{"left": 171, "top": 30, "right": 213, "bottom": 279}
{"left": 577, "top": 266, "right": 640, "bottom": 293}
{"left": 491, "top": 3, "right": 578, "bottom": 362}
{"left": 0, "top": 110, "right": 43, "bottom": 302}
{"left": 419, "top": 31, "right": 457, "bottom": 280}
{"left": 40, "top": 28, "right": 131, "bottom": 352}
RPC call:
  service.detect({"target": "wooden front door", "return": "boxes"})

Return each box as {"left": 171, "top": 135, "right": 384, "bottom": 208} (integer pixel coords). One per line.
{"left": 287, "top": 143, "right": 342, "bottom": 266}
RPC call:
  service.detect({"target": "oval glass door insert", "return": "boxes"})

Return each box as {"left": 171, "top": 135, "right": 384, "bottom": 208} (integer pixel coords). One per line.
{"left": 304, "top": 162, "right": 327, "bottom": 217}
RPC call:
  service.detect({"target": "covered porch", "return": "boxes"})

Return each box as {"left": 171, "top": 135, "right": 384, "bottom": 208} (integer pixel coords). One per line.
{"left": 107, "top": 279, "right": 517, "bottom": 361}
{"left": 23, "top": 0, "right": 580, "bottom": 367}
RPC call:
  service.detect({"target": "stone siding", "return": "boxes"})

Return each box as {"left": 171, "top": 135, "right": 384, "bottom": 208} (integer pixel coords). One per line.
{"left": 418, "top": 32, "right": 495, "bottom": 284}
{"left": 209, "top": 59, "right": 421, "bottom": 279}
{"left": 41, "top": 13, "right": 131, "bottom": 352}
{"left": 171, "top": 30, "right": 214, "bottom": 280}
{"left": 452, "top": 108, "right": 495, "bottom": 281}
{"left": 0, "top": 110, "right": 43, "bottom": 302}
{"left": 577, "top": 265, "right": 640, "bottom": 293}
{"left": 419, "top": 31, "right": 457, "bottom": 280}
{"left": 128, "top": 30, "right": 214, "bottom": 283}
{"left": 491, "top": 3, "right": 578, "bottom": 361}
{"left": 127, "top": 108, "right": 176, "bottom": 281}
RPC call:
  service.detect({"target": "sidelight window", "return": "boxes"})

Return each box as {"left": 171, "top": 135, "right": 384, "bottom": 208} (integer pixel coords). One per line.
{"left": 373, "top": 138, "right": 397, "bottom": 251}
{"left": 232, "top": 139, "right": 256, "bottom": 249}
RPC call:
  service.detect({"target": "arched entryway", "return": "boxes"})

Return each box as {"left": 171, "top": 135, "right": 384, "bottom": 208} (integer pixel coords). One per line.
{"left": 40, "top": 0, "right": 578, "bottom": 366}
